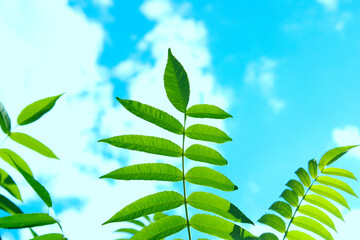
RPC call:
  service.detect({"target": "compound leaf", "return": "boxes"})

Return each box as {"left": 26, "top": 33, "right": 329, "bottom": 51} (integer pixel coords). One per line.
{"left": 186, "top": 104, "right": 232, "bottom": 119}
{"left": 0, "top": 102, "right": 11, "bottom": 134}
{"left": 317, "top": 176, "right": 357, "bottom": 197}
{"left": 298, "top": 205, "right": 336, "bottom": 231}
{"left": 185, "top": 124, "right": 231, "bottom": 143}
{"left": 258, "top": 214, "right": 286, "bottom": 233}
{"left": 310, "top": 185, "right": 350, "bottom": 209}
{"left": 0, "top": 213, "right": 56, "bottom": 229}
{"left": 304, "top": 194, "right": 343, "bottom": 220}
{"left": 292, "top": 216, "right": 334, "bottom": 240}
{"left": 185, "top": 144, "right": 227, "bottom": 166}
{"left": 318, "top": 145, "right": 358, "bottom": 170}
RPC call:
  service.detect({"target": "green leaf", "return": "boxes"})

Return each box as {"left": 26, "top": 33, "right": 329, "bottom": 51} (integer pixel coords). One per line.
{"left": 292, "top": 216, "right": 334, "bottom": 240}
{"left": 164, "top": 49, "right": 190, "bottom": 113}
{"left": 286, "top": 230, "right": 316, "bottom": 240}
{"left": 98, "top": 135, "right": 182, "bottom": 157}
{"left": 295, "top": 168, "right": 311, "bottom": 187}
{"left": 185, "top": 124, "right": 232, "bottom": 143}
{"left": 298, "top": 205, "right": 336, "bottom": 231}
{"left": 0, "top": 168, "right": 22, "bottom": 201}
{"left": 322, "top": 167, "right": 357, "bottom": 180}
{"left": 185, "top": 166, "right": 237, "bottom": 191}
{"left": 268, "top": 201, "right": 292, "bottom": 219}
{"left": 131, "top": 215, "right": 186, "bottom": 240}
{"left": 310, "top": 185, "right": 350, "bottom": 209}
{"left": 317, "top": 176, "right": 357, "bottom": 197}
{"left": 9, "top": 132, "right": 58, "bottom": 159}
{"left": 0, "top": 148, "right": 33, "bottom": 176}
{"left": 0, "top": 213, "right": 56, "bottom": 229}
{"left": 185, "top": 144, "right": 227, "bottom": 166}
{"left": 280, "top": 189, "right": 298, "bottom": 207}
{"left": 30, "top": 233, "right": 66, "bottom": 240}
{"left": 116, "top": 98, "right": 183, "bottom": 134}
{"left": 100, "top": 163, "right": 183, "bottom": 182}
{"left": 258, "top": 214, "right": 286, "bottom": 233}
{"left": 17, "top": 94, "right": 63, "bottom": 125}
{"left": 304, "top": 194, "right": 343, "bottom": 220}
{"left": 153, "top": 212, "right": 168, "bottom": 221}
{"left": 104, "top": 191, "right": 184, "bottom": 224}
{"left": 308, "top": 158, "right": 318, "bottom": 179}
{"left": 318, "top": 145, "right": 358, "bottom": 170}
{"left": 259, "top": 233, "right": 279, "bottom": 240}
{"left": 286, "top": 179, "right": 304, "bottom": 197}
{"left": 187, "top": 191, "right": 253, "bottom": 224}
{"left": 0, "top": 194, "right": 23, "bottom": 215}
{"left": 186, "top": 104, "right": 232, "bottom": 119}
{"left": 0, "top": 102, "right": 11, "bottom": 134}
{"left": 30, "top": 228, "right": 38, "bottom": 237}
{"left": 115, "top": 228, "right": 139, "bottom": 234}
{"left": 190, "top": 214, "right": 258, "bottom": 240}
{"left": 127, "top": 219, "right": 146, "bottom": 228}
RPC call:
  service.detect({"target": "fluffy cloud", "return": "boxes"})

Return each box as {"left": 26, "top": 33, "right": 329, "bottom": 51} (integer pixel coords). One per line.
{"left": 332, "top": 125, "right": 360, "bottom": 159}
{"left": 316, "top": 0, "right": 338, "bottom": 11}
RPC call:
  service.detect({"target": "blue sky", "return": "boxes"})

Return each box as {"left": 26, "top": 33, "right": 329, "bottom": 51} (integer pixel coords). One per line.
{"left": 0, "top": 0, "right": 360, "bottom": 239}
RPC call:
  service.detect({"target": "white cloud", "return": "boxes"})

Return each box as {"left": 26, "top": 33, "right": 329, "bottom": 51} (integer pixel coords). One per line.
{"left": 332, "top": 126, "right": 360, "bottom": 159}
{"left": 316, "top": 0, "right": 338, "bottom": 11}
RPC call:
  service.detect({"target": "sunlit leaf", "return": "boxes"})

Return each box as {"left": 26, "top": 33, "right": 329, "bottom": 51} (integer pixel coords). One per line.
{"left": 286, "top": 179, "right": 304, "bottom": 197}
{"left": 0, "top": 102, "right": 11, "bottom": 134}
{"left": 259, "top": 233, "right": 279, "bottom": 240}
{"left": 308, "top": 158, "right": 318, "bottom": 179}
{"left": 0, "top": 213, "right": 56, "bottom": 229}
{"left": 186, "top": 104, "right": 232, "bottom": 119}
{"left": 318, "top": 145, "right": 358, "bottom": 170}
{"left": 292, "top": 216, "right": 334, "bottom": 240}
{"left": 258, "top": 214, "right": 286, "bottom": 233}
{"left": 0, "top": 168, "right": 22, "bottom": 201}
{"left": 280, "top": 189, "right": 298, "bottom": 207}
{"left": 295, "top": 168, "right": 310, "bottom": 187}
{"left": 317, "top": 176, "right": 357, "bottom": 197}
{"left": 185, "top": 144, "right": 227, "bottom": 165}
{"left": 0, "top": 148, "right": 33, "bottom": 176}
{"left": 304, "top": 194, "right": 343, "bottom": 220}
{"left": 269, "top": 201, "right": 292, "bottom": 219}
{"left": 286, "top": 230, "right": 316, "bottom": 240}
{"left": 322, "top": 167, "right": 357, "bottom": 180}
{"left": 30, "top": 233, "right": 66, "bottom": 240}
{"left": 298, "top": 205, "right": 336, "bottom": 231}
{"left": 185, "top": 124, "right": 231, "bottom": 143}
{"left": 0, "top": 194, "right": 23, "bottom": 215}
{"left": 310, "top": 185, "right": 350, "bottom": 209}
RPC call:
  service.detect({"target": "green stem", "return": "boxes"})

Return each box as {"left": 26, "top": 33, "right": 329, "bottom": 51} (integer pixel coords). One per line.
{"left": 182, "top": 113, "right": 192, "bottom": 240}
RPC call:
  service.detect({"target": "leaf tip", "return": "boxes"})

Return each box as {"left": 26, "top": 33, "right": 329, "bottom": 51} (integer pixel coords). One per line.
{"left": 234, "top": 185, "right": 238, "bottom": 190}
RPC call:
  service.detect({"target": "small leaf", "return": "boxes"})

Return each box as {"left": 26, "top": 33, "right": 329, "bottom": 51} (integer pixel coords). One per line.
{"left": 100, "top": 163, "right": 183, "bottom": 182}
{"left": 322, "top": 167, "right": 357, "bottom": 180}
{"left": 115, "top": 228, "right": 139, "bottom": 234}
{"left": 259, "top": 233, "right": 279, "bottom": 240}
{"left": 304, "top": 194, "right": 343, "bottom": 220}
{"left": 9, "top": 132, "right": 58, "bottom": 159}
{"left": 185, "top": 124, "right": 232, "bottom": 143}
{"left": 292, "top": 216, "right": 334, "bottom": 240}
{"left": 185, "top": 166, "right": 237, "bottom": 191}
{"left": 317, "top": 176, "right": 357, "bottom": 197}
{"left": 127, "top": 219, "right": 146, "bottom": 228}
{"left": 185, "top": 144, "right": 227, "bottom": 166}
{"left": 0, "top": 213, "right": 56, "bottom": 229}
{"left": 280, "top": 189, "right": 298, "bottom": 207}
{"left": 295, "top": 168, "right": 311, "bottom": 187}
{"left": 187, "top": 191, "right": 253, "bottom": 224}
{"left": 0, "top": 148, "right": 33, "bottom": 176}
{"left": 153, "top": 212, "right": 168, "bottom": 221}
{"left": 30, "top": 233, "right": 66, "bottom": 240}
{"left": 310, "top": 185, "right": 350, "bottom": 209}
{"left": 0, "top": 168, "right": 22, "bottom": 201}
{"left": 269, "top": 201, "right": 292, "bottom": 219}
{"left": 286, "top": 230, "right": 316, "bottom": 240}
{"left": 0, "top": 194, "right": 23, "bottom": 215}
{"left": 164, "top": 49, "right": 190, "bottom": 113}
{"left": 298, "top": 205, "right": 336, "bottom": 231}
{"left": 98, "top": 135, "right": 182, "bottom": 157}
{"left": 117, "top": 98, "right": 183, "bottom": 134}
{"left": 308, "top": 158, "right": 318, "bottom": 179}
{"left": 104, "top": 191, "right": 184, "bottom": 224}
{"left": 17, "top": 94, "right": 63, "bottom": 125}
{"left": 0, "top": 102, "right": 11, "bottom": 134}
{"left": 318, "top": 145, "right": 358, "bottom": 170}
{"left": 190, "top": 214, "right": 258, "bottom": 239}
{"left": 286, "top": 179, "right": 304, "bottom": 197}
{"left": 258, "top": 214, "right": 286, "bottom": 233}
{"left": 186, "top": 104, "right": 232, "bottom": 119}
{"left": 131, "top": 215, "right": 186, "bottom": 240}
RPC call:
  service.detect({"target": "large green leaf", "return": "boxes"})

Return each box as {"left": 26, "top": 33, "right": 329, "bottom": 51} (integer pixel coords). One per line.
{"left": 185, "top": 124, "right": 232, "bottom": 143}
{"left": 318, "top": 145, "right": 358, "bottom": 170}
{"left": 269, "top": 201, "right": 292, "bottom": 219}
{"left": 280, "top": 189, "right": 298, "bottom": 207}
{"left": 30, "top": 233, "right": 66, "bottom": 240}
{"left": 304, "top": 194, "right": 343, "bottom": 220}
{"left": 292, "top": 216, "right": 334, "bottom": 240}
{"left": 0, "top": 213, "right": 56, "bottom": 229}
{"left": 100, "top": 163, "right": 183, "bottom": 182}
{"left": 187, "top": 191, "right": 253, "bottom": 224}
{"left": 286, "top": 180, "right": 304, "bottom": 197}
{"left": 185, "top": 166, "right": 237, "bottom": 191}
{"left": 117, "top": 98, "right": 183, "bottom": 135}
{"left": 98, "top": 135, "right": 182, "bottom": 157}
{"left": 164, "top": 49, "right": 190, "bottom": 113}
{"left": 131, "top": 215, "right": 186, "bottom": 240}
{"left": 258, "top": 214, "right": 286, "bottom": 233}
{"left": 286, "top": 231, "right": 316, "bottom": 240}
{"left": 190, "top": 214, "right": 258, "bottom": 240}
{"left": 308, "top": 158, "right": 318, "bottom": 179}
{"left": 317, "top": 176, "right": 357, "bottom": 197}
{"left": 295, "top": 168, "right": 310, "bottom": 187}
{"left": 0, "top": 102, "right": 11, "bottom": 134}
{"left": 186, "top": 104, "right": 232, "bottom": 119}
{"left": 0, "top": 168, "right": 22, "bottom": 201}
{"left": 298, "top": 205, "right": 336, "bottom": 230}
{"left": 310, "top": 185, "right": 349, "bottom": 209}
{"left": 0, "top": 194, "right": 23, "bottom": 215}
{"left": 17, "top": 94, "right": 63, "bottom": 125}
{"left": 104, "top": 191, "right": 184, "bottom": 224}
{"left": 0, "top": 148, "right": 33, "bottom": 176}
{"left": 185, "top": 144, "right": 227, "bottom": 165}
{"left": 259, "top": 233, "right": 279, "bottom": 240}
{"left": 322, "top": 167, "right": 357, "bottom": 180}
{"left": 9, "top": 132, "right": 58, "bottom": 159}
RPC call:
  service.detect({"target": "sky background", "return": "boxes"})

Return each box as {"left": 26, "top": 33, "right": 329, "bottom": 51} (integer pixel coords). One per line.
{"left": 0, "top": 0, "right": 360, "bottom": 239}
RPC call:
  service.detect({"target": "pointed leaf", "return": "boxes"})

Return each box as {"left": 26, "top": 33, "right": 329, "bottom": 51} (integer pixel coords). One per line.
{"left": 131, "top": 215, "right": 186, "bottom": 240}
{"left": 0, "top": 194, "right": 23, "bottom": 215}
{"left": 0, "top": 213, "right": 56, "bottom": 229}
{"left": 292, "top": 216, "right": 334, "bottom": 240}
{"left": 286, "top": 180, "right": 304, "bottom": 197}
{"left": 100, "top": 163, "right": 183, "bottom": 182}
{"left": 187, "top": 104, "right": 232, "bottom": 119}
{"left": 190, "top": 214, "right": 258, "bottom": 240}
{"left": 30, "top": 228, "right": 38, "bottom": 237}
{"left": 318, "top": 145, "right": 358, "bottom": 170}
{"left": 153, "top": 212, "right": 167, "bottom": 221}
{"left": 0, "top": 168, "right": 22, "bottom": 201}
{"left": 310, "top": 185, "right": 350, "bottom": 209}
{"left": 304, "top": 194, "right": 343, "bottom": 220}
{"left": 127, "top": 219, "right": 146, "bottom": 228}
{"left": 295, "top": 168, "right": 310, "bottom": 187}
{"left": 30, "top": 233, "right": 66, "bottom": 240}
{"left": 286, "top": 230, "right": 316, "bottom": 240}
{"left": 269, "top": 201, "right": 292, "bottom": 219}
{"left": 17, "top": 94, "right": 63, "bottom": 125}
{"left": 98, "top": 135, "right": 182, "bottom": 157}
{"left": 317, "top": 176, "right": 357, "bottom": 197}
{"left": 117, "top": 98, "right": 183, "bottom": 134}
{"left": 187, "top": 191, "right": 253, "bottom": 224}
{"left": 0, "top": 148, "right": 33, "bottom": 176}
{"left": 0, "top": 102, "right": 11, "bottom": 134}
{"left": 259, "top": 233, "right": 278, "bottom": 240}
{"left": 185, "top": 166, "right": 237, "bottom": 191}
{"left": 280, "top": 189, "right": 298, "bottom": 207}
{"left": 9, "top": 132, "right": 58, "bottom": 159}
{"left": 164, "top": 49, "right": 190, "bottom": 113}
{"left": 104, "top": 191, "right": 184, "bottom": 224}
{"left": 185, "top": 144, "right": 227, "bottom": 166}
{"left": 258, "top": 214, "right": 286, "bottom": 233}
{"left": 185, "top": 124, "right": 232, "bottom": 143}
{"left": 322, "top": 167, "right": 357, "bottom": 180}
{"left": 298, "top": 205, "right": 336, "bottom": 231}
{"left": 115, "top": 228, "right": 139, "bottom": 234}
{"left": 308, "top": 158, "right": 318, "bottom": 179}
